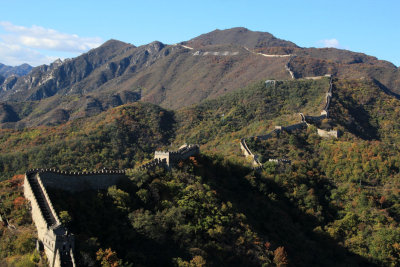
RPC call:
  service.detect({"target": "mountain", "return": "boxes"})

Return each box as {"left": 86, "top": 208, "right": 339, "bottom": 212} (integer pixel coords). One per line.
{"left": 0, "top": 27, "right": 399, "bottom": 129}
{"left": 0, "top": 39, "right": 134, "bottom": 99}
{"left": 182, "top": 27, "right": 298, "bottom": 49}
{"left": 0, "top": 63, "right": 32, "bottom": 78}
{"left": 289, "top": 48, "right": 400, "bottom": 94}
{"left": 1, "top": 27, "right": 400, "bottom": 267}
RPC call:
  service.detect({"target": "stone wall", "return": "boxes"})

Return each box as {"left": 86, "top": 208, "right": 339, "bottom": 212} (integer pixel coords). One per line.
{"left": 269, "top": 158, "right": 291, "bottom": 164}
{"left": 154, "top": 144, "right": 200, "bottom": 168}
{"left": 24, "top": 172, "right": 76, "bottom": 267}
{"left": 281, "top": 122, "right": 308, "bottom": 132}
{"left": 240, "top": 138, "right": 262, "bottom": 168}
{"left": 178, "top": 144, "right": 200, "bottom": 159}
{"left": 24, "top": 144, "right": 199, "bottom": 266}
{"left": 37, "top": 171, "right": 126, "bottom": 193}
{"left": 36, "top": 174, "right": 61, "bottom": 225}
{"left": 255, "top": 129, "right": 280, "bottom": 141}
{"left": 24, "top": 169, "right": 127, "bottom": 267}
{"left": 317, "top": 128, "right": 339, "bottom": 138}
{"left": 138, "top": 158, "right": 167, "bottom": 171}
{"left": 240, "top": 75, "right": 337, "bottom": 169}
{"left": 24, "top": 174, "right": 49, "bottom": 242}
{"left": 285, "top": 56, "right": 296, "bottom": 79}
{"left": 193, "top": 51, "right": 239, "bottom": 56}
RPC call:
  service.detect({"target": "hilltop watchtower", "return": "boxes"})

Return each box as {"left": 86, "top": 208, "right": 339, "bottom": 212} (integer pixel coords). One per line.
{"left": 154, "top": 144, "right": 199, "bottom": 167}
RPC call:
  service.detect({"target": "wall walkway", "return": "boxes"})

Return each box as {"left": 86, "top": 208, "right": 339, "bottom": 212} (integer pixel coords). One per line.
{"left": 240, "top": 75, "right": 338, "bottom": 169}
{"left": 24, "top": 144, "right": 199, "bottom": 266}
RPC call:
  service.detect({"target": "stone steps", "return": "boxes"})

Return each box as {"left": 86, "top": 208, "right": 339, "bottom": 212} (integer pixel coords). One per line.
{"left": 28, "top": 174, "right": 57, "bottom": 226}
{"left": 60, "top": 251, "right": 73, "bottom": 267}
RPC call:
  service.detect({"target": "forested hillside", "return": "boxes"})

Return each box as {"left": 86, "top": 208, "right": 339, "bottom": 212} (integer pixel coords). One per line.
{"left": 1, "top": 76, "right": 400, "bottom": 266}
{"left": 0, "top": 102, "right": 175, "bottom": 180}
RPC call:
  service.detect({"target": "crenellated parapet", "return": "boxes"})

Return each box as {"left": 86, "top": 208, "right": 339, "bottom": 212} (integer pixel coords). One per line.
{"left": 153, "top": 144, "right": 200, "bottom": 168}
{"left": 137, "top": 158, "right": 167, "bottom": 171}
{"left": 280, "top": 122, "right": 308, "bottom": 132}
{"left": 26, "top": 168, "right": 126, "bottom": 176}
{"left": 24, "top": 144, "right": 199, "bottom": 266}
{"left": 24, "top": 168, "right": 128, "bottom": 267}
{"left": 177, "top": 144, "right": 200, "bottom": 159}
{"left": 268, "top": 158, "right": 291, "bottom": 164}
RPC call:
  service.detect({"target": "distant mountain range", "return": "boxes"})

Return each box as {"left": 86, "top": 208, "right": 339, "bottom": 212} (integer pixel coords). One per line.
{"left": 0, "top": 63, "right": 32, "bottom": 78}
{"left": 0, "top": 27, "right": 399, "bottom": 128}
{"left": 0, "top": 63, "right": 33, "bottom": 91}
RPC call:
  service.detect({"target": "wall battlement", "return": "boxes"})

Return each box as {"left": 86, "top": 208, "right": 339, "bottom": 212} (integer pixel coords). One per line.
{"left": 24, "top": 143, "right": 199, "bottom": 266}
{"left": 25, "top": 169, "right": 125, "bottom": 266}
{"left": 138, "top": 158, "right": 167, "bottom": 171}
{"left": 26, "top": 168, "right": 126, "bottom": 176}
{"left": 269, "top": 158, "right": 291, "bottom": 164}
{"left": 154, "top": 144, "right": 200, "bottom": 168}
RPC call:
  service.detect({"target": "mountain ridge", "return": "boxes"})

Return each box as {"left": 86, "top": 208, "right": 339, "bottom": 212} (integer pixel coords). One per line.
{"left": 0, "top": 63, "right": 32, "bottom": 78}
{"left": 0, "top": 27, "right": 399, "bottom": 128}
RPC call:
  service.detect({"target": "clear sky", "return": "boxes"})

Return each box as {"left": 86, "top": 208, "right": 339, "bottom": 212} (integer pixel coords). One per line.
{"left": 0, "top": 0, "right": 399, "bottom": 67}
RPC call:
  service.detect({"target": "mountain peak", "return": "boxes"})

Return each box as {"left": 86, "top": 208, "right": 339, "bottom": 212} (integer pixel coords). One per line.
{"left": 101, "top": 39, "right": 135, "bottom": 49}
{"left": 215, "top": 27, "right": 250, "bottom": 33}
{"left": 148, "top": 40, "right": 165, "bottom": 50}
{"left": 184, "top": 27, "right": 298, "bottom": 49}
{"left": 0, "top": 62, "right": 33, "bottom": 78}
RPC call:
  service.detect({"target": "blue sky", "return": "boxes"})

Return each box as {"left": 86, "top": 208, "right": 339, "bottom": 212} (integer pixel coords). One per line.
{"left": 0, "top": 0, "right": 399, "bottom": 66}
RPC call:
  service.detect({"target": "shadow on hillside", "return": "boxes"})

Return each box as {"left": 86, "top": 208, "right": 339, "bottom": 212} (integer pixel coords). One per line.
{"left": 373, "top": 79, "right": 400, "bottom": 100}
{"left": 194, "top": 155, "right": 377, "bottom": 267}
{"left": 47, "top": 183, "right": 189, "bottom": 267}
{"left": 160, "top": 109, "right": 177, "bottom": 144}
{"left": 331, "top": 91, "right": 378, "bottom": 140}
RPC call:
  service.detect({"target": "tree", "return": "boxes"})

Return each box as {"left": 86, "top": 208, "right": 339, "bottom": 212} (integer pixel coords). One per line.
{"left": 59, "top": 211, "right": 72, "bottom": 225}
{"left": 273, "top": 247, "right": 288, "bottom": 267}
{"left": 96, "top": 248, "right": 121, "bottom": 267}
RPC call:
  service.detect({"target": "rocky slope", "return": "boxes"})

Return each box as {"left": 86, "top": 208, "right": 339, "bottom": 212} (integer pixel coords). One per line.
{"left": 0, "top": 63, "right": 32, "bottom": 78}
{"left": 0, "top": 27, "right": 399, "bottom": 128}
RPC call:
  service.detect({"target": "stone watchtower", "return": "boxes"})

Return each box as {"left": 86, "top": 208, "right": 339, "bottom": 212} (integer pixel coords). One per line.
{"left": 154, "top": 144, "right": 199, "bottom": 167}
{"left": 153, "top": 151, "right": 174, "bottom": 167}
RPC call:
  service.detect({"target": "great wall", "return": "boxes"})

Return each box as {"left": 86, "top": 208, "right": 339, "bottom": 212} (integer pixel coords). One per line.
{"left": 240, "top": 75, "right": 338, "bottom": 169}
{"left": 174, "top": 43, "right": 296, "bottom": 77}
{"left": 19, "top": 44, "right": 338, "bottom": 265}
{"left": 23, "top": 144, "right": 199, "bottom": 267}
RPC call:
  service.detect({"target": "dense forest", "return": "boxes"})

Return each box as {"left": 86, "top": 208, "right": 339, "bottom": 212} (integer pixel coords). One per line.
{"left": 0, "top": 103, "right": 175, "bottom": 179}
{"left": 1, "top": 77, "right": 400, "bottom": 266}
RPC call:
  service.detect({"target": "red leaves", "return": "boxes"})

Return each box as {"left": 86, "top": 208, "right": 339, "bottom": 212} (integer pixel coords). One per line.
{"left": 273, "top": 246, "right": 289, "bottom": 266}
{"left": 13, "top": 196, "right": 26, "bottom": 208}
{"left": 96, "top": 248, "right": 120, "bottom": 267}
{"left": 10, "top": 174, "right": 24, "bottom": 188}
